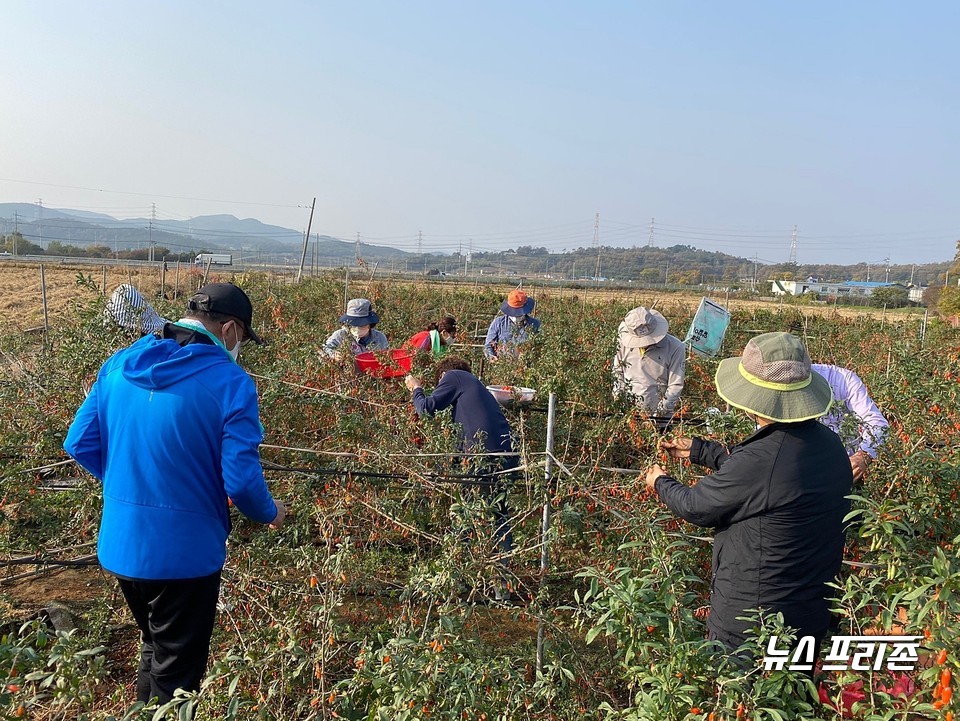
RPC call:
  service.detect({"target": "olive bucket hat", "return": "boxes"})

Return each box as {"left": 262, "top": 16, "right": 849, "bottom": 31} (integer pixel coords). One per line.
{"left": 714, "top": 332, "right": 832, "bottom": 422}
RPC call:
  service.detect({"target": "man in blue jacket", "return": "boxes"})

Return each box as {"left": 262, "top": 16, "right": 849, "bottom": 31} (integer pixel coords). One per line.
{"left": 64, "top": 283, "right": 285, "bottom": 704}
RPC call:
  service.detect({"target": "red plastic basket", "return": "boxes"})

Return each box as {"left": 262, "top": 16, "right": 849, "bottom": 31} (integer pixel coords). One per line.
{"left": 355, "top": 349, "right": 413, "bottom": 378}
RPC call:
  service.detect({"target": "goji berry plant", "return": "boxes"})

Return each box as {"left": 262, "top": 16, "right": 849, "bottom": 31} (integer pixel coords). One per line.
{"left": 0, "top": 271, "right": 957, "bottom": 720}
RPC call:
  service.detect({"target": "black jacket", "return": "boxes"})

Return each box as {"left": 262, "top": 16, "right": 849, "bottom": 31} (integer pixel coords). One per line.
{"left": 655, "top": 421, "right": 852, "bottom": 649}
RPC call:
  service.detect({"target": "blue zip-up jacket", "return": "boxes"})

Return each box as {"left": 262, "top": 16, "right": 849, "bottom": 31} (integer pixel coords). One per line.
{"left": 64, "top": 327, "right": 277, "bottom": 580}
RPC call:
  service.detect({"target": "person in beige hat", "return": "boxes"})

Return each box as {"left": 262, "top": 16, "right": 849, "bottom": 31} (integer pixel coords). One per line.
{"left": 643, "top": 332, "right": 852, "bottom": 657}
{"left": 612, "top": 307, "right": 686, "bottom": 425}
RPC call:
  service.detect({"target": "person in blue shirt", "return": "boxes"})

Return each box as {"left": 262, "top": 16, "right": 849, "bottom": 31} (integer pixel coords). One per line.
{"left": 405, "top": 357, "right": 517, "bottom": 596}
{"left": 483, "top": 289, "right": 541, "bottom": 361}
{"left": 64, "top": 283, "right": 285, "bottom": 705}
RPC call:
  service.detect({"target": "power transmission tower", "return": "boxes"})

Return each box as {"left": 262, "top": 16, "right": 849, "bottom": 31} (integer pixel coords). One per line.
{"left": 648, "top": 217, "right": 655, "bottom": 247}
{"left": 418, "top": 230, "right": 423, "bottom": 271}
{"left": 788, "top": 224, "right": 798, "bottom": 265}
{"left": 592, "top": 212, "right": 601, "bottom": 280}
{"left": 37, "top": 199, "right": 43, "bottom": 250}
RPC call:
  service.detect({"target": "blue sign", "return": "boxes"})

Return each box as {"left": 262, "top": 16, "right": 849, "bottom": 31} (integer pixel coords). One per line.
{"left": 684, "top": 298, "right": 731, "bottom": 358}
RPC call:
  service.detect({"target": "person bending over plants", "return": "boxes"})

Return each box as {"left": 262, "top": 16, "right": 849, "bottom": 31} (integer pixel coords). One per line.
{"left": 405, "top": 315, "right": 458, "bottom": 357}
{"left": 644, "top": 332, "right": 852, "bottom": 657}
{"left": 812, "top": 363, "right": 889, "bottom": 482}
{"left": 405, "top": 356, "right": 518, "bottom": 600}
{"left": 612, "top": 306, "right": 686, "bottom": 431}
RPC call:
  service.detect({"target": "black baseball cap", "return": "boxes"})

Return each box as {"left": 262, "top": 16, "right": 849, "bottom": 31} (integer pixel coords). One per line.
{"left": 187, "top": 283, "right": 263, "bottom": 345}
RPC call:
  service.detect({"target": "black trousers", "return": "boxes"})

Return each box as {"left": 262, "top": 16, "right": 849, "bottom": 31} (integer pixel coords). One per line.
{"left": 117, "top": 570, "right": 221, "bottom": 704}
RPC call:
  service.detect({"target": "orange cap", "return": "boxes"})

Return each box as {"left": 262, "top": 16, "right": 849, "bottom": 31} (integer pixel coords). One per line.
{"left": 507, "top": 290, "right": 528, "bottom": 308}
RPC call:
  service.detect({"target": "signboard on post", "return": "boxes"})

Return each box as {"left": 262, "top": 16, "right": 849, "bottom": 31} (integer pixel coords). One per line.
{"left": 684, "top": 297, "right": 731, "bottom": 358}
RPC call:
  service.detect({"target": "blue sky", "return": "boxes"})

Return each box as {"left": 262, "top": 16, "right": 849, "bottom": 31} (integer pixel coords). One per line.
{"left": 1, "top": 1, "right": 958, "bottom": 264}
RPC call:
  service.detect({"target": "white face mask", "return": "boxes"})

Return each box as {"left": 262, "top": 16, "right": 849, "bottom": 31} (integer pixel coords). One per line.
{"left": 223, "top": 322, "right": 241, "bottom": 363}
{"left": 350, "top": 325, "right": 370, "bottom": 340}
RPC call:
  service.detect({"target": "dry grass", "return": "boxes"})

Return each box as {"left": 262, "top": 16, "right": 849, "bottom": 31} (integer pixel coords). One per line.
{"left": 0, "top": 261, "right": 915, "bottom": 332}
{"left": 0, "top": 261, "right": 210, "bottom": 330}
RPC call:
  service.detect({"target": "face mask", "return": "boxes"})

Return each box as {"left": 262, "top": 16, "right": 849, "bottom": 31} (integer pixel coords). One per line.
{"left": 222, "top": 321, "right": 242, "bottom": 363}
{"left": 349, "top": 326, "right": 366, "bottom": 340}
{"left": 226, "top": 330, "right": 241, "bottom": 362}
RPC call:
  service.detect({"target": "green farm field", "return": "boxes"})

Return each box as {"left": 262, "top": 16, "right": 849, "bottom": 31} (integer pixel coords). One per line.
{"left": 0, "top": 270, "right": 957, "bottom": 720}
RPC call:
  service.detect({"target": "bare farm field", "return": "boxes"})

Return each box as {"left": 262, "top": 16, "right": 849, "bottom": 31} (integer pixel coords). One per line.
{"left": 0, "top": 261, "right": 918, "bottom": 331}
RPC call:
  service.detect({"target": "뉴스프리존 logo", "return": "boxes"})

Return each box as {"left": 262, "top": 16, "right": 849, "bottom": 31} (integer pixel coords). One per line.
{"left": 762, "top": 635, "right": 923, "bottom": 673}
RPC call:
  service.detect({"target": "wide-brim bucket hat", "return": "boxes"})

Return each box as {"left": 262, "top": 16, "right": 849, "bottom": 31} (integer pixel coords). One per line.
{"left": 339, "top": 298, "right": 380, "bottom": 326}
{"left": 715, "top": 332, "right": 832, "bottom": 422}
{"left": 501, "top": 289, "right": 535, "bottom": 317}
{"left": 618, "top": 307, "right": 668, "bottom": 348}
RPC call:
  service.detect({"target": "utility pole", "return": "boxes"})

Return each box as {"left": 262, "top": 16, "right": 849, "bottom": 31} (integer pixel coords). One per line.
{"left": 149, "top": 202, "right": 156, "bottom": 262}
{"left": 295, "top": 197, "right": 317, "bottom": 282}
{"left": 592, "top": 212, "right": 601, "bottom": 281}
{"left": 788, "top": 224, "right": 798, "bottom": 265}
{"left": 647, "top": 217, "right": 655, "bottom": 247}
{"left": 12, "top": 213, "right": 18, "bottom": 255}
{"left": 910, "top": 264, "right": 915, "bottom": 285}
{"left": 418, "top": 230, "right": 424, "bottom": 272}
{"left": 37, "top": 199, "right": 43, "bottom": 250}
{"left": 753, "top": 253, "right": 759, "bottom": 291}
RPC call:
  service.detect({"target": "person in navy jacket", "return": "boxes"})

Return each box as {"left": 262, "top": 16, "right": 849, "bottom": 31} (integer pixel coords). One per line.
{"left": 64, "top": 283, "right": 285, "bottom": 704}
{"left": 405, "top": 357, "right": 517, "bottom": 565}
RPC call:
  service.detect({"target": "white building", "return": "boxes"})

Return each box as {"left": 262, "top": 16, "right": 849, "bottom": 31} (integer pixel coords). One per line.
{"left": 769, "top": 279, "right": 925, "bottom": 303}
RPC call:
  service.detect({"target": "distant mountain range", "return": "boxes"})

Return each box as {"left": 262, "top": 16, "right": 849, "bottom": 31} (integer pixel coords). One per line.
{"left": 0, "top": 203, "right": 949, "bottom": 285}
{"left": 0, "top": 203, "right": 409, "bottom": 261}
